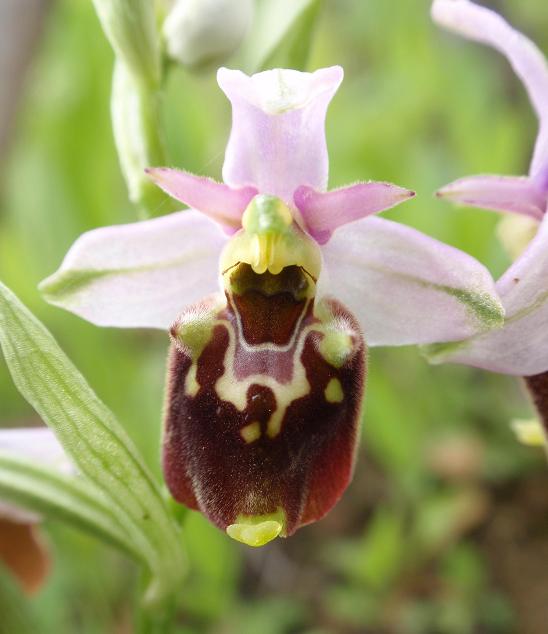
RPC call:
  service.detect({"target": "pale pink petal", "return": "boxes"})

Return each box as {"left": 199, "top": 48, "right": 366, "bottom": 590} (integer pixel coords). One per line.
{"left": 145, "top": 167, "right": 258, "bottom": 230}
{"left": 432, "top": 0, "right": 548, "bottom": 180}
{"left": 294, "top": 183, "right": 415, "bottom": 244}
{"left": 0, "top": 427, "right": 73, "bottom": 524}
{"left": 40, "top": 211, "right": 227, "bottom": 329}
{"left": 218, "top": 66, "right": 343, "bottom": 203}
{"left": 0, "top": 428, "right": 70, "bottom": 473}
{"left": 531, "top": 125, "right": 548, "bottom": 188}
{"left": 429, "top": 213, "right": 548, "bottom": 375}
{"left": 436, "top": 175, "right": 546, "bottom": 219}
{"left": 319, "top": 216, "right": 503, "bottom": 346}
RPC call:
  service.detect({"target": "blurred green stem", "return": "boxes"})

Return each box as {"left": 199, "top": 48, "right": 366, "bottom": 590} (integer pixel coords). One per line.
{"left": 93, "top": 0, "right": 175, "bottom": 217}
{"left": 138, "top": 610, "right": 177, "bottom": 634}
{"left": 137, "top": 573, "right": 178, "bottom": 634}
{"left": 111, "top": 61, "right": 174, "bottom": 218}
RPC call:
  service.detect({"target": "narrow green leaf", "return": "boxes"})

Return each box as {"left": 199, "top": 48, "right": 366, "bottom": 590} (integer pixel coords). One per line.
{"left": 0, "top": 282, "right": 185, "bottom": 607}
{"left": 0, "top": 454, "right": 137, "bottom": 559}
{"left": 235, "top": 0, "right": 323, "bottom": 73}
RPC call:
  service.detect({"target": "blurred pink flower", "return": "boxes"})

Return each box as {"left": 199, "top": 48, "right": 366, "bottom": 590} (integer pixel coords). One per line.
{"left": 432, "top": 0, "right": 548, "bottom": 375}
{"left": 0, "top": 428, "right": 72, "bottom": 593}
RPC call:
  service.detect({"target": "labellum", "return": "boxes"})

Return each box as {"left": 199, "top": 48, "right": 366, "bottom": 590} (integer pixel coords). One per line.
{"left": 163, "top": 195, "right": 365, "bottom": 546}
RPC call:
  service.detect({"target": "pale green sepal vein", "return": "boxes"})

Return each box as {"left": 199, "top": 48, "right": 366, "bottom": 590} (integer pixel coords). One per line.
{"left": 39, "top": 256, "right": 187, "bottom": 307}
{"left": 365, "top": 263, "right": 505, "bottom": 332}
{"left": 39, "top": 268, "right": 121, "bottom": 301}
{"left": 439, "top": 285, "right": 505, "bottom": 331}
{"left": 0, "top": 282, "right": 185, "bottom": 607}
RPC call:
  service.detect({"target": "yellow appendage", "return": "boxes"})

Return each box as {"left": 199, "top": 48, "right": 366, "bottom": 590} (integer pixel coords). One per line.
{"left": 511, "top": 418, "right": 546, "bottom": 447}
{"left": 226, "top": 510, "right": 285, "bottom": 547}
{"left": 325, "top": 377, "right": 344, "bottom": 403}
{"left": 240, "top": 421, "right": 261, "bottom": 443}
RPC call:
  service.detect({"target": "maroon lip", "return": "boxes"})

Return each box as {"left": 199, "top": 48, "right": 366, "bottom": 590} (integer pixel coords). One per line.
{"left": 163, "top": 267, "right": 366, "bottom": 538}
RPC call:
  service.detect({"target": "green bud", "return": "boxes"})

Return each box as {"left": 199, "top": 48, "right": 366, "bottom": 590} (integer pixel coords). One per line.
{"left": 92, "top": 0, "right": 161, "bottom": 87}
{"left": 111, "top": 61, "right": 170, "bottom": 215}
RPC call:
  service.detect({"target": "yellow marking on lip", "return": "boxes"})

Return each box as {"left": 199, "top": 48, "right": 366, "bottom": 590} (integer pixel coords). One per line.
{"left": 214, "top": 320, "right": 311, "bottom": 439}
{"left": 240, "top": 421, "right": 261, "bottom": 443}
{"left": 324, "top": 378, "right": 344, "bottom": 403}
{"left": 184, "top": 364, "right": 200, "bottom": 397}
{"left": 215, "top": 297, "right": 359, "bottom": 439}
{"left": 226, "top": 509, "right": 285, "bottom": 547}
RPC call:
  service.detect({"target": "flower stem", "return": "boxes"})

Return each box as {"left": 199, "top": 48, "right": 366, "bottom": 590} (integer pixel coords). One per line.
{"left": 136, "top": 572, "right": 178, "bottom": 634}
{"left": 111, "top": 61, "right": 179, "bottom": 218}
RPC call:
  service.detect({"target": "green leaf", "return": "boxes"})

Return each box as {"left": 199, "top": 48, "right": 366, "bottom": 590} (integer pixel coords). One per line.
{"left": 0, "top": 282, "right": 185, "bottom": 607}
{"left": 0, "top": 454, "right": 137, "bottom": 559}
{"left": 235, "top": 0, "right": 323, "bottom": 73}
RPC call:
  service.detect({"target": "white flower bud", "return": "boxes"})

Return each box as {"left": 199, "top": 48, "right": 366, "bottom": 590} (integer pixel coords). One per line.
{"left": 163, "top": 0, "right": 253, "bottom": 69}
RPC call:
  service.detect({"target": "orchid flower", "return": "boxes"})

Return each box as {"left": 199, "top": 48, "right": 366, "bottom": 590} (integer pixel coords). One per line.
{"left": 40, "top": 66, "right": 503, "bottom": 546}
{"left": 0, "top": 428, "right": 72, "bottom": 593}
{"left": 429, "top": 0, "right": 548, "bottom": 378}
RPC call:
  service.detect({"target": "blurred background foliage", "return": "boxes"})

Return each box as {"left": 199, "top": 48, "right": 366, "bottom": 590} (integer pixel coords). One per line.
{"left": 1, "top": 0, "right": 548, "bottom": 632}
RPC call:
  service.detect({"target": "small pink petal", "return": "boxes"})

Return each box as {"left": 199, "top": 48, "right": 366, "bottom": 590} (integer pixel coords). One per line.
{"left": 218, "top": 66, "right": 343, "bottom": 202}
{"left": 432, "top": 0, "right": 548, "bottom": 180}
{"left": 40, "top": 211, "right": 228, "bottom": 329}
{"left": 146, "top": 167, "right": 258, "bottom": 229}
{"left": 437, "top": 175, "right": 546, "bottom": 219}
{"left": 294, "top": 182, "right": 415, "bottom": 244}
{"left": 319, "top": 216, "right": 502, "bottom": 346}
